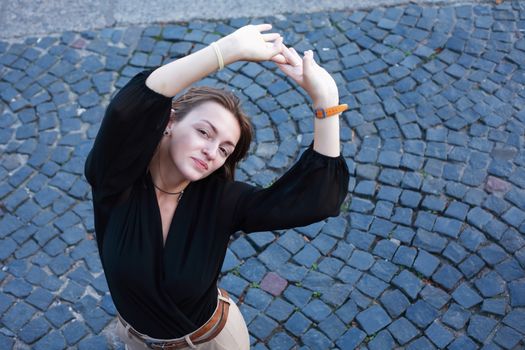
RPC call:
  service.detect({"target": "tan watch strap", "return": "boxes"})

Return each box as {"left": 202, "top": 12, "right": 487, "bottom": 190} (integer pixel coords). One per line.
{"left": 314, "top": 104, "right": 348, "bottom": 118}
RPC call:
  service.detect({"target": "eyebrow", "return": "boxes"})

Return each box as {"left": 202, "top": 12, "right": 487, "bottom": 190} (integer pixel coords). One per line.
{"left": 202, "top": 120, "right": 236, "bottom": 148}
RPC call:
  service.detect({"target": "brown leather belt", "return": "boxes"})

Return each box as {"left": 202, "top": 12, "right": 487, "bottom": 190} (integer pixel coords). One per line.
{"left": 117, "top": 288, "right": 231, "bottom": 349}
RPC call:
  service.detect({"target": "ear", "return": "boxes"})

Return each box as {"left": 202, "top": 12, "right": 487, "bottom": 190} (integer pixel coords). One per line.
{"left": 169, "top": 108, "right": 177, "bottom": 121}
{"left": 166, "top": 109, "right": 177, "bottom": 127}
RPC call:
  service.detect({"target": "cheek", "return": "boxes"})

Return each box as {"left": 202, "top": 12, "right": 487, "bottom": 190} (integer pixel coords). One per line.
{"left": 207, "top": 158, "right": 227, "bottom": 175}
{"left": 167, "top": 139, "right": 188, "bottom": 165}
{"left": 170, "top": 131, "right": 199, "bottom": 152}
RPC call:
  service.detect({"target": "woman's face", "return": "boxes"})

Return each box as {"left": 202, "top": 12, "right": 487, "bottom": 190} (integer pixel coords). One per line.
{"left": 166, "top": 100, "right": 241, "bottom": 182}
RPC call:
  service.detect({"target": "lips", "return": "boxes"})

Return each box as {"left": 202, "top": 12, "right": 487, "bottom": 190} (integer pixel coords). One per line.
{"left": 191, "top": 157, "right": 208, "bottom": 171}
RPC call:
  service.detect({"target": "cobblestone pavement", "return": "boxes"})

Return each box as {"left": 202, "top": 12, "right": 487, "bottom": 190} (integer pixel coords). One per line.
{"left": 1, "top": 1, "right": 525, "bottom": 349}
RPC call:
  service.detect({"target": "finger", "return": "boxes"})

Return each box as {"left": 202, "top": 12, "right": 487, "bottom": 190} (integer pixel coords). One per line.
{"left": 289, "top": 47, "right": 303, "bottom": 63}
{"left": 261, "top": 33, "right": 281, "bottom": 42}
{"left": 271, "top": 56, "right": 287, "bottom": 65}
{"left": 302, "top": 50, "right": 315, "bottom": 74}
{"left": 308, "top": 49, "right": 321, "bottom": 67}
{"left": 269, "top": 37, "right": 284, "bottom": 57}
{"left": 274, "top": 62, "right": 303, "bottom": 85}
{"left": 274, "top": 62, "right": 293, "bottom": 76}
{"left": 282, "top": 44, "right": 302, "bottom": 67}
{"left": 254, "top": 23, "right": 272, "bottom": 32}
{"left": 271, "top": 54, "right": 287, "bottom": 65}
{"left": 266, "top": 38, "right": 283, "bottom": 51}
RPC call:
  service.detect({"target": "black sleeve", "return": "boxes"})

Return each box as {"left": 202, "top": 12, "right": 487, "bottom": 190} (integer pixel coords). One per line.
{"left": 84, "top": 70, "right": 172, "bottom": 201}
{"left": 230, "top": 144, "right": 350, "bottom": 234}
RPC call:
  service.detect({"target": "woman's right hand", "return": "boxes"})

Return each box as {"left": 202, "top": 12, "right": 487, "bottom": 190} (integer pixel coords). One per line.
{"left": 276, "top": 45, "right": 339, "bottom": 107}
{"left": 217, "top": 24, "right": 286, "bottom": 65}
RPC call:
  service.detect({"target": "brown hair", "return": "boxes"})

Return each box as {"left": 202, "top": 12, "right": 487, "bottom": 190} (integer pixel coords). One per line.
{"left": 171, "top": 86, "right": 252, "bottom": 181}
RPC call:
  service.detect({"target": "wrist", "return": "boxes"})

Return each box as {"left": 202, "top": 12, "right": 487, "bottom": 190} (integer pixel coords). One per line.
{"left": 216, "top": 36, "right": 239, "bottom": 66}
{"left": 312, "top": 96, "right": 339, "bottom": 109}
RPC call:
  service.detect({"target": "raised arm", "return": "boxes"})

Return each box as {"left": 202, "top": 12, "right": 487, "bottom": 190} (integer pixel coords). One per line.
{"left": 276, "top": 46, "right": 341, "bottom": 157}
{"left": 146, "top": 24, "right": 285, "bottom": 97}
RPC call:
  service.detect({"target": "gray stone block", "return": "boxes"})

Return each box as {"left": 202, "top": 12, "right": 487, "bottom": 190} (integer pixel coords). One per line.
{"left": 452, "top": 282, "right": 483, "bottom": 309}
{"left": 388, "top": 317, "right": 420, "bottom": 345}
{"left": 356, "top": 305, "right": 392, "bottom": 335}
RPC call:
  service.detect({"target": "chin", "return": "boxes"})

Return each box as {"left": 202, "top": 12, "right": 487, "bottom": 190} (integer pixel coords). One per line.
{"left": 182, "top": 172, "right": 204, "bottom": 182}
{"left": 181, "top": 167, "right": 210, "bottom": 182}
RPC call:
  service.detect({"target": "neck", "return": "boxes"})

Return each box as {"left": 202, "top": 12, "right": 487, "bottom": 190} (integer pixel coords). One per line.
{"left": 150, "top": 143, "right": 190, "bottom": 195}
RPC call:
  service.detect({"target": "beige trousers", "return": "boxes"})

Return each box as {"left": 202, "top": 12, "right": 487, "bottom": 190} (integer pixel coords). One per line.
{"left": 115, "top": 297, "right": 250, "bottom": 350}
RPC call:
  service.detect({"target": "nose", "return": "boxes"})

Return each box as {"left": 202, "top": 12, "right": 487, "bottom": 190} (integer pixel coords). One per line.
{"left": 202, "top": 144, "right": 218, "bottom": 160}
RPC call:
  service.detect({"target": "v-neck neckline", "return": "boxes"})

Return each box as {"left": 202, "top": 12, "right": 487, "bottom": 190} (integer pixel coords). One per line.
{"left": 147, "top": 171, "right": 190, "bottom": 250}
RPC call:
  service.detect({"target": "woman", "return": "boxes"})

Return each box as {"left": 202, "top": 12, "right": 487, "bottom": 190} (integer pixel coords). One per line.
{"left": 84, "top": 24, "right": 349, "bottom": 349}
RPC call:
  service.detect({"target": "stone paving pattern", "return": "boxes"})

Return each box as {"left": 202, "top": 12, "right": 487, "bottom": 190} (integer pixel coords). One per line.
{"left": 1, "top": 1, "right": 525, "bottom": 349}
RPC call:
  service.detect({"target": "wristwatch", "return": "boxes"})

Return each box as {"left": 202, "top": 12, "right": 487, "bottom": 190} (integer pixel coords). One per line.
{"left": 314, "top": 104, "right": 348, "bottom": 119}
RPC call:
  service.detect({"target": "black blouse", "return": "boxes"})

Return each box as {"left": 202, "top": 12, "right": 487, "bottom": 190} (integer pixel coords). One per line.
{"left": 84, "top": 70, "right": 350, "bottom": 339}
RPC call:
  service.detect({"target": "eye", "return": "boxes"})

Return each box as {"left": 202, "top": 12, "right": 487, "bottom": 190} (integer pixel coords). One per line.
{"left": 219, "top": 147, "right": 229, "bottom": 157}
{"left": 198, "top": 129, "right": 209, "bottom": 138}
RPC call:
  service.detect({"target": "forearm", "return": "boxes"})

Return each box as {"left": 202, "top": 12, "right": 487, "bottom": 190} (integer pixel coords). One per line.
{"left": 313, "top": 97, "right": 341, "bottom": 157}
{"left": 274, "top": 47, "right": 341, "bottom": 157}
{"left": 145, "top": 38, "right": 237, "bottom": 97}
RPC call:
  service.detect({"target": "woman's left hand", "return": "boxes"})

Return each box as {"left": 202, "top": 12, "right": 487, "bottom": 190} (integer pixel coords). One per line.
{"left": 219, "top": 24, "right": 287, "bottom": 65}
{"left": 275, "top": 44, "right": 339, "bottom": 107}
